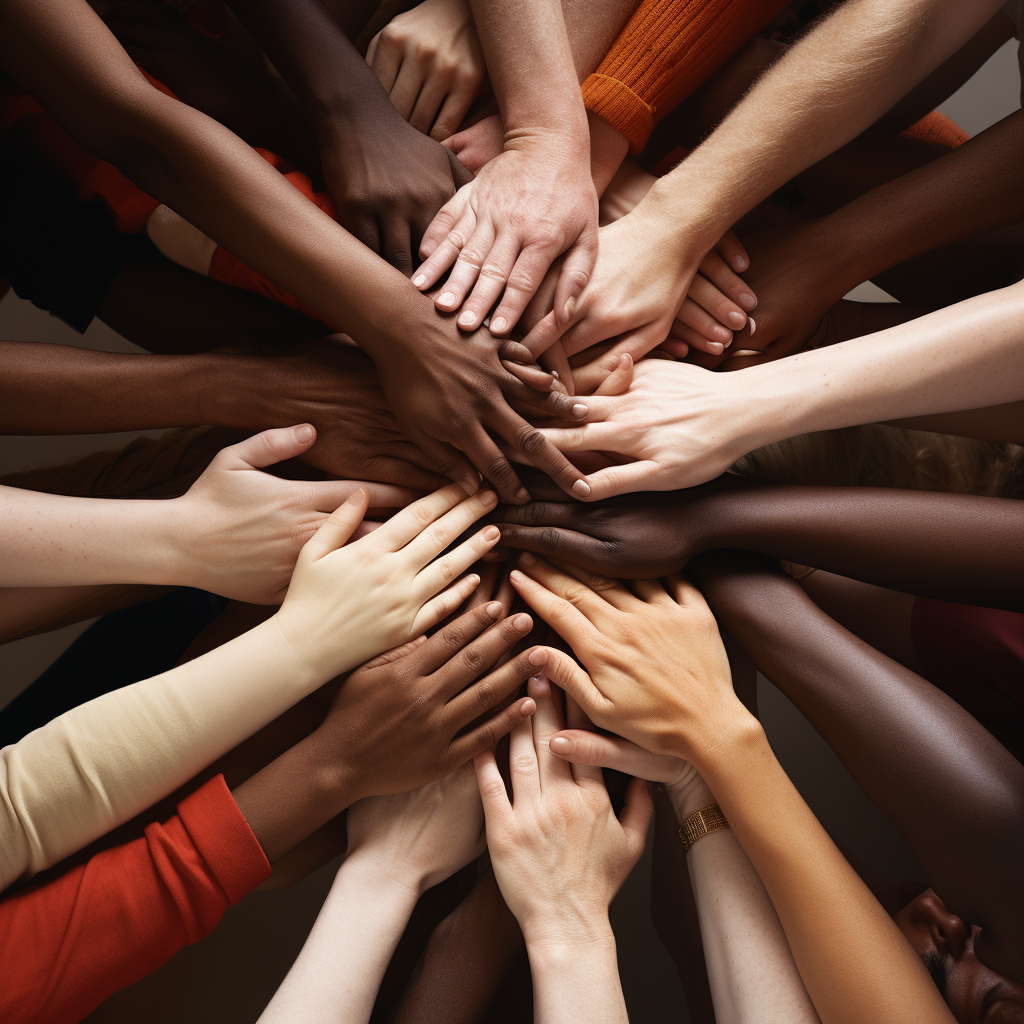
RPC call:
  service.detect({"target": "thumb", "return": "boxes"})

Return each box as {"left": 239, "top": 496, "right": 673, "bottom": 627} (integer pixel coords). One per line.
{"left": 447, "top": 147, "right": 475, "bottom": 189}
{"left": 552, "top": 223, "right": 597, "bottom": 325}
{"left": 223, "top": 424, "right": 316, "bottom": 470}
{"left": 618, "top": 776, "right": 654, "bottom": 860}
{"left": 300, "top": 488, "right": 371, "bottom": 561}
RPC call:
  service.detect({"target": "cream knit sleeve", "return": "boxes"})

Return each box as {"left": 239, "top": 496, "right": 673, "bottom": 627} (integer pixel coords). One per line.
{"left": 0, "top": 618, "right": 316, "bottom": 892}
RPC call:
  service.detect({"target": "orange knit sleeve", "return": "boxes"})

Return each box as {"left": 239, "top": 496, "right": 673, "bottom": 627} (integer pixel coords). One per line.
{"left": 583, "top": 0, "right": 790, "bottom": 153}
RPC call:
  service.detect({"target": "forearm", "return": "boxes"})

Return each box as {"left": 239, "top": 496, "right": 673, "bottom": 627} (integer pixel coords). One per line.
{"left": 392, "top": 867, "right": 525, "bottom": 1024}
{"left": 0, "top": 342, "right": 265, "bottom": 435}
{"left": 692, "top": 553, "right": 1024, "bottom": 982}
{"left": 806, "top": 108, "right": 1024, "bottom": 295}
{"left": 679, "top": 806, "right": 819, "bottom": 1022}
{"left": 1, "top": 0, "right": 422, "bottom": 351}
{"left": 0, "top": 616, "right": 321, "bottom": 891}
{"left": 226, "top": 0, "right": 393, "bottom": 134}
{"left": 469, "top": 0, "right": 587, "bottom": 138}
{"left": 527, "top": 925, "right": 628, "bottom": 1024}
{"left": 736, "top": 281, "right": 1024, "bottom": 452}
{"left": 0, "top": 485, "right": 186, "bottom": 588}
{"left": 690, "top": 719, "right": 955, "bottom": 1024}
{"left": 640, "top": 0, "right": 1001, "bottom": 250}
{"left": 701, "top": 483, "right": 1024, "bottom": 611}
{"left": 258, "top": 852, "right": 419, "bottom": 1023}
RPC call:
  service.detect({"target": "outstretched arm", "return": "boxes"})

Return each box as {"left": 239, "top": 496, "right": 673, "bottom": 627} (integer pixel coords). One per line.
{"left": 510, "top": 559, "right": 957, "bottom": 1024}
{"left": 493, "top": 476, "right": 1024, "bottom": 610}
{"left": 691, "top": 551, "right": 1024, "bottom": 984}
{"left": 257, "top": 767, "right": 486, "bottom": 1023}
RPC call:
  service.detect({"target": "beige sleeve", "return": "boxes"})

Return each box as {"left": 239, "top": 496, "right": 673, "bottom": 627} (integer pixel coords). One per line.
{"left": 0, "top": 618, "right": 316, "bottom": 892}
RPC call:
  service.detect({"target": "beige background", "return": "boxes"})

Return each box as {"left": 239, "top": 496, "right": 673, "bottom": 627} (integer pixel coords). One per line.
{"left": 0, "top": 37, "right": 1017, "bottom": 1023}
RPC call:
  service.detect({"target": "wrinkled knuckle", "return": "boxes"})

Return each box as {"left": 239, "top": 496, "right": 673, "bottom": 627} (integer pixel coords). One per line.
{"left": 474, "top": 680, "right": 495, "bottom": 709}
{"left": 436, "top": 559, "right": 455, "bottom": 581}
{"left": 539, "top": 527, "right": 560, "bottom": 552}
{"left": 525, "top": 502, "right": 547, "bottom": 526}
{"left": 512, "top": 753, "right": 534, "bottom": 772}
{"left": 478, "top": 261, "right": 508, "bottom": 283}
{"left": 439, "top": 623, "right": 464, "bottom": 650}
{"left": 515, "top": 426, "right": 545, "bottom": 456}
{"left": 486, "top": 455, "right": 515, "bottom": 486}
{"left": 462, "top": 645, "right": 485, "bottom": 671}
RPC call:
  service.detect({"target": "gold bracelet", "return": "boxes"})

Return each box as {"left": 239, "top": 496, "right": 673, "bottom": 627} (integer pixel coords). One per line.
{"left": 678, "top": 804, "right": 729, "bottom": 852}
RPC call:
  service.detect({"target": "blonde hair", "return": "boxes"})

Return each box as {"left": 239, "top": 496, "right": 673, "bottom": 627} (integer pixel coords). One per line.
{"left": 732, "top": 425, "right": 1024, "bottom": 499}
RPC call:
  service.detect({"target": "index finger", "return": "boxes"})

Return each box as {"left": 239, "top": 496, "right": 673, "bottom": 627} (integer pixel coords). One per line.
{"left": 508, "top": 565, "right": 604, "bottom": 647}
{"left": 375, "top": 483, "right": 492, "bottom": 551}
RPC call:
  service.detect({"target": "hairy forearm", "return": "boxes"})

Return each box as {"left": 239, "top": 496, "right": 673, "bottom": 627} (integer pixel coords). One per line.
{"left": 810, "top": 108, "right": 1024, "bottom": 295}
{"left": 702, "top": 483, "right": 1024, "bottom": 611}
{"left": 689, "top": 718, "right": 955, "bottom": 1024}
{"left": 734, "top": 281, "right": 1024, "bottom": 453}
{"left": 469, "top": 0, "right": 587, "bottom": 136}
{"left": 641, "top": 0, "right": 1001, "bottom": 249}
{"left": 257, "top": 852, "right": 419, "bottom": 1023}
{"left": 527, "top": 927, "right": 627, "bottom": 1024}
{"left": 692, "top": 553, "right": 1024, "bottom": 984}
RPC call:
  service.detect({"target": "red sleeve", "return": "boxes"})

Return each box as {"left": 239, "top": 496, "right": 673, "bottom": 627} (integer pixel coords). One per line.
{"left": 0, "top": 774, "right": 271, "bottom": 1024}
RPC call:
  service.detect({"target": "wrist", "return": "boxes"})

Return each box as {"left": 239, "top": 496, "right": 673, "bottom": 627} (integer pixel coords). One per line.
{"left": 666, "top": 777, "right": 716, "bottom": 823}
{"left": 198, "top": 353, "right": 269, "bottom": 431}
{"left": 339, "top": 845, "right": 428, "bottom": 906}
{"left": 637, "top": 178, "right": 724, "bottom": 259}
{"left": 522, "top": 908, "right": 615, "bottom": 957}
{"left": 685, "top": 711, "right": 767, "bottom": 789}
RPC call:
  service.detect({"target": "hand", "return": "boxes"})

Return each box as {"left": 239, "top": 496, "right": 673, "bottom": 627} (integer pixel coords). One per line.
{"left": 345, "top": 762, "right": 485, "bottom": 893}
{"left": 682, "top": 207, "right": 842, "bottom": 369}
{"left": 510, "top": 557, "right": 745, "bottom": 764}
{"left": 517, "top": 186, "right": 752, "bottom": 364}
{"left": 274, "top": 483, "right": 503, "bottom": 679}
{"left": 367, "top": 0, "right": 486, "bottom": 142}
{"left": 413, "top": 131, "right": 599, "bottom": 336}
{"left": 319, "top": 106, "right": 473, "bottom": 275}
{"left": 546, "top": 729, "right": 714, "bottom": 823}
{"left": 173, "top": 425, "right": 414, "bottom": 603}
{"left": 474, "top": 675, "right": 651, "bottom": 945}
{"left": 491, "top": 472, "right": 744, "bottom": 577}
{"left": 444, "top": 111, "right": 504, "bottom": 174}
{"left": 370, "top": 314, "right": 590, "bottom": 503}
{"left": 318, "top": 602, "right": 545, "bottom": 802}
{"left": 535, "top": 357, "right": 755, "bottom": 498}
{"left": 256, "top": 339, "right": 448, "bottom": 490}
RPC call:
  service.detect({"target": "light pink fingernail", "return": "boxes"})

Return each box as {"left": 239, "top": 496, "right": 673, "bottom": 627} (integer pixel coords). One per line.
{"left": 412, "top": 274, "right": 427, "bottom": 288}
{"left": 748, "top": 317, "right": 757, "bottom": 336}
{"left": 572, "top": 480, "right": 591, "bottom": 497}
{"left": 728, "top": 311, "right": 746, "bottom": 329}
{"left": 438, "top": 291, "right": 455, "bottom": 306}
{"left": 739, "top": 292, "right": 756, "bottom": 310}
{"left": 490, "top": 316, "right": 508, "bottom": 333}
{"left": 458, "top": 311, "right": 476, "bottom": 327}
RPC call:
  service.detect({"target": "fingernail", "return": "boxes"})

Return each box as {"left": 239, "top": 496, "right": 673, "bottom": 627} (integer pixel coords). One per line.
{"left": 510, "top": 569, "right": 525, "bottom": 584}
{"left": 438, "top": 291, "right": 455, "bottom": 307}
{"left": 519, "top": 552, "right": 537, "bottom": 566}
{"left": 483, "top": 525, "right": 500, "bottom": 541}
{"left": 458, "top": 311, "right": 476, "bottom": 328}
{"left": 572, "top": 403, "right": 588, "bottom": 418}
{"left": 550, "top": 736, "right": 571, "bottom": 753}
{"left": 528, "top": 648, "right": 547, "bottom": 665}
{"left": 563, "top": 296, "right": 576, "bottom": 320}
{"left": 715, "top": 325, "right": 732, "bottom": 341}
{"left": 480, "top": 491, "right": 497, "bottom": 507}
{"left": 486, "top": 601, "right": 502, "bottom": 618}
{"left": 412, "top": 274, "right": 427, "bottom": 288}
{"left": 512, "top": 612, "right": 532, "bottom": 630}
{"left": 738, "top": 292, "right": 756, "bottom": 310}
{"left": 490, "top": 316, "right": 508, "bottom": 334}
{"left": 550, "top": 370, "right": 560, "bottom": 379}
{"left": 521, "top": 698, "right": 537, "bottom": 715}
{"left": 731, "top": 255, "right": 748, "bottom": 271}
{"left": 572, "top": 480, "right": 591, "bottom": 497}
{"left": 708, "top": 342, "right": 724, "bottom": 354}
{"left": 728, "top": 311, "right": 747, "bottom": 329}
{"left": 748, "top": 317, "right": 757, "bottom": 336}
{"left": 516, "top": 488, "right": 530, "bottom": 502}
{"left": 294, "top": 424, "right": 314, "bottom": 442}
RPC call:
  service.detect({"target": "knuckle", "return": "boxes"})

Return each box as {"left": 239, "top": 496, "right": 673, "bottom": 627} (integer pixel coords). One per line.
{"left": 474, "top": 679, "right": 495, "bottom": 709}
{"left": 486, "top": 455, "right": 516, "bottom": 486}
{"left": 514, "top": 425, "right": 545, "bottom": 456}
{"left": 439, "top": 622, "right": 466, "bottom": 650}
{"left": 539, "top": 527, "right": 561, "bottom": 552}
{"left": 512, "top": 753, "right": 534, "bottom": 772}
{"left": 462, "top": 644, "right": 485, "bottom": 672}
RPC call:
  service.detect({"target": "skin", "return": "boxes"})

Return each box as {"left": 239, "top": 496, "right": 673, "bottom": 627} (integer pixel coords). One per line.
{"left": 367, "top": 0, "right": 487, "bottom": 143}
{"left": 225, "top": 0, "right": 474, "bottom": 273}
{"left": 491, "top": 472, "right": 1024, "bottom": 610}
{"left": 0, "top": 426, "right": 418, "bottom": 602}
{"left": 549, "top": 727, "right": 819, "bottom": 1024}
{"left": 474, "top": 676, "right": 652, "bottom": 1024}
{"left": 256, "top": 766, "right": 489, "bottom": 1023}
{"left": 690, "top": 550, "right": 1024, "bottom": 1015}
{"left": 0, "top": 0, "right": 585, "bottom": 502}
{"left": 517, "top": 0, "right": 1004, "bottom": 359}
{"left": 414, "top": 0, "right": 598, "bottom": 337}
{"left": 0, "top": 338, "right": 446, "bottom": 489}
{"left": 509, "top": 557, "right": 957, "bottom": 1024}
{"left": 535, "top": 281, "right": 1024, "bottom": 497}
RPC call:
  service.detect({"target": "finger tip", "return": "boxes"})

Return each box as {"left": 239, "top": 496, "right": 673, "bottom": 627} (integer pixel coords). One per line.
{"left": 520, "top": 698, "right": 537, "bottom": 716}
